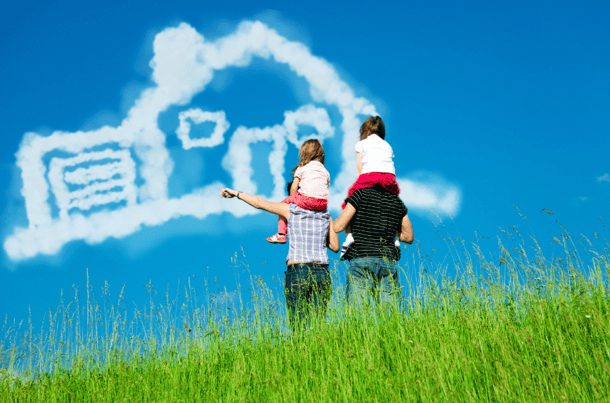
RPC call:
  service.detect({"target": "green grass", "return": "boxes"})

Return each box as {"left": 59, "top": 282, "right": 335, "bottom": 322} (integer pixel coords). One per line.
{"left": 1, "top": 232, "right": 610, "bottom": 402}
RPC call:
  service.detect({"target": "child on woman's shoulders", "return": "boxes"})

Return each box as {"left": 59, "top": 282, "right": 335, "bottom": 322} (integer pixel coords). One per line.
{"left": 267, "top": 139, "right": 330, "bottom": 244}
{"left": 341, "top": 115, "right": 401, "bottom": 259}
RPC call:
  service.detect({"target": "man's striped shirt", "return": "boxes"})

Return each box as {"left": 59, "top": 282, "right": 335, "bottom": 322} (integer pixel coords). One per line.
{"left": 343, "top": 187, "right": 407, "bottom": 262}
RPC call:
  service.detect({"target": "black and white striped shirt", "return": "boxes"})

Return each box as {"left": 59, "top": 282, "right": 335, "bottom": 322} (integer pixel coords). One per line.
{"left": 344, "top": 188, "right": 408, "bottom": 262}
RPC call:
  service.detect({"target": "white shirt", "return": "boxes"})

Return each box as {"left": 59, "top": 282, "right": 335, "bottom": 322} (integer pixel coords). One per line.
{"left": 294, "top": 161, "right": 330, "bottom": 199}
{"left": 355, "top": 134, "right": 395, "bottom": 175}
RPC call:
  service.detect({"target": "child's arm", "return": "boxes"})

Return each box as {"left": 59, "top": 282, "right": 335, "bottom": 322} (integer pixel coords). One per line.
{"left": 289, "top": 178, "right": 300, "bottom": 195}
{"left": 356, "top": 152, "right": 363, "bottom": 176}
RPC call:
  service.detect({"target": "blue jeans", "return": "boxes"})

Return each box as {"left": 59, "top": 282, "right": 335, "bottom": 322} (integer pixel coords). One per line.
{"left": 346, "top": 257, "right": 402, "bottom": 309}
{"left": 284, "top": 263, "right": 332, "bottom": 329}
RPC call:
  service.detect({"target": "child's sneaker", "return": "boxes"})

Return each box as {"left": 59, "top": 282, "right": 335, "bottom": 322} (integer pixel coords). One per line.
{"left": 266, "top": 233, "right": 287, "bottom": 244}
{"left": 394, "top": 236, "right": 400, "bottom": 248}
{"left": 339, "top": 233, "right": 354, "bottom": 261}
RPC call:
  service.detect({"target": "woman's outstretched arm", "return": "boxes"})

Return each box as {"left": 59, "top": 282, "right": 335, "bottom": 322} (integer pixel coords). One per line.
{"left": 220, "top": 188, "right": 290, "bottom": 220}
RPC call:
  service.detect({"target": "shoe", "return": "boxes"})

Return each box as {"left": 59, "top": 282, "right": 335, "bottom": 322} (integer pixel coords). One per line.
{"left": 340, "top": 233, "right": 354, "bottom": 261}
{"left": 266, "top": 233, "right": 287, "bottom": 244}
{"left": 395, "top": 236, "right": 400, "bottom": 248}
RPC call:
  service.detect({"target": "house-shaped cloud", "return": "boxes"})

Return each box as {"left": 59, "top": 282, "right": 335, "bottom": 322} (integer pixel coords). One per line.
{"left": 4, "top": 21, "right": 460, "bottom": 261}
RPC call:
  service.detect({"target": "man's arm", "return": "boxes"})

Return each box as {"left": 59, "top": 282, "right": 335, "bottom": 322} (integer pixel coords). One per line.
{"left": 399, "top": 214, "right": 414, "bottom": 244}
{"left": 327, "top": 217, "right": 340, "bottom": 252}
{"left": 220, "top": 188, "right": 290, "bottom": 220}
{"left": 333, "top": 202, "right": 356, "bottom": 233}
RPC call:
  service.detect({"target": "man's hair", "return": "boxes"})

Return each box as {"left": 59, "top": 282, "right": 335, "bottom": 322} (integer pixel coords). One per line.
{"left": 359, "top": 115, "right": 385, "bottom": 140}
{"left": 292, "top": 139, "right": 325, "bottom": 175}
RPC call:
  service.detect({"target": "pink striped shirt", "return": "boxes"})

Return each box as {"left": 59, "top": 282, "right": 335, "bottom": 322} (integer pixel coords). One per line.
{"left": 294, "top": 161, "right": 330, "bottom": 200}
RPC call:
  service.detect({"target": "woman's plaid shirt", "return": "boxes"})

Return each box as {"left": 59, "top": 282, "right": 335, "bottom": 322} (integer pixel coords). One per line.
{"left": 286, "top": 204, "right": 330, "bottom": 264}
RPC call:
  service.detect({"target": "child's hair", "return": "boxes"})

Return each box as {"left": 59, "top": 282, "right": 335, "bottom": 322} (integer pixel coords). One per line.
{"left": 360, "top": 115, "right": 385, "bottom": 140}
{"left": 291, "top": 139, "right": 325, "bottom": 175}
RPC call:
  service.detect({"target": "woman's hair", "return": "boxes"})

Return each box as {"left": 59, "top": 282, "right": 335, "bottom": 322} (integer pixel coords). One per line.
{"left": 360, "top": 115, "right": 385, "bottom": 140}
{"left": 292, "top": 139, "right": 325, "bottom": 175}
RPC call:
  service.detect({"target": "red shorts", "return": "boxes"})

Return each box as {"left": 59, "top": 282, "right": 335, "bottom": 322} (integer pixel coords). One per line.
{"left": 281, "top": 191, "right": 328, "bottom": 211}
{"left": 341, "top": 172, "right": 400, "bottom": 209}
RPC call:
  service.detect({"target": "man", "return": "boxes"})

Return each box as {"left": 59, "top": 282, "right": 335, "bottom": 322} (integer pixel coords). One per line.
{"left": 333, "top": 187, "right": 414, "bottom": 308}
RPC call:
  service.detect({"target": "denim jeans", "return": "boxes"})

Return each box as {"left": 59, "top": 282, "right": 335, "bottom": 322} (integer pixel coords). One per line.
{"left": 284, "top": 263, "right": 332, "bottom": 329}
{"left": 346, "top": 257, "right": 402, "bottom": 309}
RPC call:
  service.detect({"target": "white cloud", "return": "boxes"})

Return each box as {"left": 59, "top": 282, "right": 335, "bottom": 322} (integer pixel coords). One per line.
{"left": 397, "top": 175, "right": 462, "bottom": 217}
{"left": 597, "top": 173, "right": 610, "bottom": 183}
{"left": 175, "top": 109, "right": 230, "bottom": 149}
{"left": 4, "top": 20, "right": 462, "bottom": 261}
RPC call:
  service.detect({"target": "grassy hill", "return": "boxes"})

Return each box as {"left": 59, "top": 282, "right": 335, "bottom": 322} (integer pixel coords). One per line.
{"left": 2, "top": 235, "right": 609, "bottom": 402}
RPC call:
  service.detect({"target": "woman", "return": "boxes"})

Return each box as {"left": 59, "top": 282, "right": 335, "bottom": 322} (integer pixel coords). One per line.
{"left": 220, "top": 187, "right": 340, "bottom": 329}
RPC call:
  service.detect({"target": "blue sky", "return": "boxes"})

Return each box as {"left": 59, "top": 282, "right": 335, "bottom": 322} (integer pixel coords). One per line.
{"left": 1, "top": 0, "right": 609, "bottom": 327}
